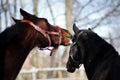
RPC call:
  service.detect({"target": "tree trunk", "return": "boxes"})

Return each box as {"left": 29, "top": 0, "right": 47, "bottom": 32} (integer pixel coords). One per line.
{"left": 33, "top": 0, "right": 38, "bottom": 15}
{"left": 13, "top": 0, "right": 17, "bottom": 17}
{"left": 62, "top": 0, "right": 73, "bottom": 65}
{"left": 65, "top": 0, "right": 73, "bottom": 34}
{"left": 65, "top": 0, "right": 78, "bottom": 78}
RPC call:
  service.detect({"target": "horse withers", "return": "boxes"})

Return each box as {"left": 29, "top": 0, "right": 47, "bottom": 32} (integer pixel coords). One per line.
{"left": 66, "top": 24, "right": 120, "bottom": 80}
{"left": 0, "top": 8, "right": 72, "bottom": 80}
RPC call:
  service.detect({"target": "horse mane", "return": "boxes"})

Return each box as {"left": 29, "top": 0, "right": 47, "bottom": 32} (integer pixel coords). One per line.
{"left": 84, "top": 31, "right": 119, "bottom": 79}
{"left": 0, "top": 23, "right": 27, "bottom": 47}
{"left": 84, "top": 31, "right": 119, "bottom": 68}
{"left": 0, "top": 23, "right": 28, "bottom": 79}
{"left": 92, "top": 32, "right": 118, "bottom": 56}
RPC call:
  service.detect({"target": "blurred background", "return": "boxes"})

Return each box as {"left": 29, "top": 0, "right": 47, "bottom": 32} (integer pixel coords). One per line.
{"left": 0, "top": 0, "right": 120, "bottom": 80}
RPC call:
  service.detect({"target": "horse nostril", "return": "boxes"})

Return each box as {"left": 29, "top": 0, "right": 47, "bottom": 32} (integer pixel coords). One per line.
{"left": 67, "top": 67, "right": 76, "bottom": 73}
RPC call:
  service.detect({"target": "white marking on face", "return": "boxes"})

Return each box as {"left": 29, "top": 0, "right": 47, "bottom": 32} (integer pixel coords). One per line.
{"left": 69, "top": 39, "right": 73, "bottom": 45}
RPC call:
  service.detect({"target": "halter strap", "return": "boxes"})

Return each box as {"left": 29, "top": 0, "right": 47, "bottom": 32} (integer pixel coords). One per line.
{"left": 21, "top": 20, "right": 47, "bottom": 37}
{"left": 21, "top": 19, "right": 62, "bottom": 55}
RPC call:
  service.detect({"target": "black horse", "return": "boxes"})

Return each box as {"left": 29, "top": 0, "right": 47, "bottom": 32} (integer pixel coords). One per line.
{"left": 0, "top": 9, "right": 72, "bottom": 80}
{"left": 66, "top": 24, "right": 120, "bottom": 80}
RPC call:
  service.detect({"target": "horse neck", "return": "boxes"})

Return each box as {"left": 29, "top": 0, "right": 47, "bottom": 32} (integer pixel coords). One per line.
{"left": 2, "top": 23, "right": 47, "bottom": 80}
{"left": 84, "top": 44, "right": 118, "bottom": 80}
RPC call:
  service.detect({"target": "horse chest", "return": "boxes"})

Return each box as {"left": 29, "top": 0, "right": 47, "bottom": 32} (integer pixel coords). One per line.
{"left": 91, "top": 68, "right": 110, "bottom": 80}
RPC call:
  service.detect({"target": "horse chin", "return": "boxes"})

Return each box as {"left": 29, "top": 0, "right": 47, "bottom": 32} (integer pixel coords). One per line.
{"left": 67, "top": 67, "right": 76, "bottom": 73}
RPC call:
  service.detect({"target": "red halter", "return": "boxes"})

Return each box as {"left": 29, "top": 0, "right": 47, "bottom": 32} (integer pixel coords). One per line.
{"left": 21, "top": 20, "right": 62, "bottom": 54}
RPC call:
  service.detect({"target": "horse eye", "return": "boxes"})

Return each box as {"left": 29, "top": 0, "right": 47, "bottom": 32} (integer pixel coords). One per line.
{"left": 66, "top": 34, "right": 72, "bottom": 39}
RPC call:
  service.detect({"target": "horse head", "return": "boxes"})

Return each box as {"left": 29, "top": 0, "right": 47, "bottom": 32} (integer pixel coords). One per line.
{"left": 12, "top": 9, "right": 72, "bottom": 52}
{"left": 66, "top": 24, "right": 87, "bottom": 72}
{"left": 66, "top": 24, "right": 110, "bottom": 73}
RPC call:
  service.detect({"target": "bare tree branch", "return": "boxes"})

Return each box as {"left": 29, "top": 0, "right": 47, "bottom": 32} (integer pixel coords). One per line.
{"left": 0, "top": 0, "right": 9, "bottom": 14}
{"left": 91, "top": 3, "right": 120, "bottom": 29}
{"left": 75, "top": 6, "right": 107, "bottom": 22}
{"left": 74, "top": 0, "right": 93, "bottom": 22}
{"left": 47, "top": 0, "right": 56, "bottom": 25}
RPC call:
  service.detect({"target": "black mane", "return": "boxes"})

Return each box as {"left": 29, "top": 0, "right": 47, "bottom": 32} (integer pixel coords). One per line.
{"left": 81, "top": 30, "right": 119, "bottom": 79}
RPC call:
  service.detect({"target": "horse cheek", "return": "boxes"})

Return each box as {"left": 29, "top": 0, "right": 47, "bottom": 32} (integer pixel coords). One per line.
{"left": 61, "top": 36, "right": 70, "bottom": 46}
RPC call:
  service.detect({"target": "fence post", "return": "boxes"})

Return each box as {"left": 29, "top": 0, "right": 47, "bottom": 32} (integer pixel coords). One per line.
{"left": 32, "top": 67, "right": 37, "bottom": 80}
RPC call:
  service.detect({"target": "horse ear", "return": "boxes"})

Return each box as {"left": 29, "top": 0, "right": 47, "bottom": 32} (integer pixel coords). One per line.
{"left": 73, "top": 24, "right": 79, "bottom": 34}
{"left": 20, "top": 8, "right": 35, "bottom": 19}
{"left": 12, "top": 17, "right": 21, "bottom": 23}
{"left": 88, "top": 28, "right": 92, "bottom": 31}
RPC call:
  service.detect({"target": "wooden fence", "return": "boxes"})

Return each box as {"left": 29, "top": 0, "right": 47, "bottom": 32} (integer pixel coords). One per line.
{"left": 17, "top": 65, "right": 88, "bottom": 80}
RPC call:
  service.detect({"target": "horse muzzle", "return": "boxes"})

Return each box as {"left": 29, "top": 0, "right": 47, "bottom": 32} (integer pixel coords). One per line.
{"left": 66, "top": 60, "right": 76, "bottom": 73}
{"left": 67, "top": 67, "right": 76, "bottom": 73}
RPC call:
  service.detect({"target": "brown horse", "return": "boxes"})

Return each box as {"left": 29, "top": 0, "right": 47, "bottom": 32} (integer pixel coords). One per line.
{"left": 0, "top": 9, "right": 72, "bottom": 80}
